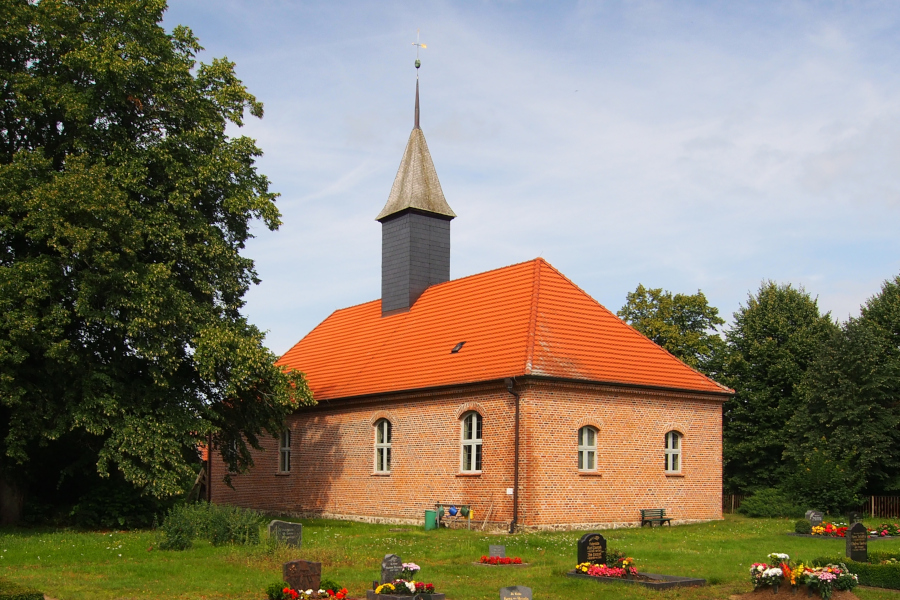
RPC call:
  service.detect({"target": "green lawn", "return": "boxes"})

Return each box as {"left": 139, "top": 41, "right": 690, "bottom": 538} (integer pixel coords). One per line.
{"left": 2, "top": 515, "right": 899, "bottom": 600}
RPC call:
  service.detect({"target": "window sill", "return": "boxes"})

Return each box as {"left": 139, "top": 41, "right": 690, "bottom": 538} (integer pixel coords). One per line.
{"left": 371, "top": 472, "right": 391, "bottom": 476}
{"left": 456, "top": 472, "right": 482, "bottom": 477}
{"left": 578, "top": 471, "right": 602, "bottom": 477}
{"left": 665, "top": 473, "right": 684, "bottom": 478}
{"left": 275, "top": 472, "right": 291, "bottom": 477}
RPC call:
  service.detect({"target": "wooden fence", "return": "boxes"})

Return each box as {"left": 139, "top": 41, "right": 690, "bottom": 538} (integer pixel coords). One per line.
{"left": 723, "top": 494, "right": 900, "bottom": 518}
{"left": 723, "top": 494, "right": 745, "bottom": 514}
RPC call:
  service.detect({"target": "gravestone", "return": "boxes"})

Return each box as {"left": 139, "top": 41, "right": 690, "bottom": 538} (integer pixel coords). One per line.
{"left": 499, "top": 585, "right": 532, "bottom": 600}
{"left": 847, "top": 511, "right": 863, "bottom": 525}
{"left": 269, "top": 520, "right": 303, "bottom": 547}
{"left": 283, "top": 560, "right": 321, "bottom": 591}
{"left": 381, "top": 554, "right": 403, "bottom": 584}
{"left": 846, "top": 522, "right": 868, "bottom": 562}
{"left": 577, "top": 532, "right": 607, "bottom": 565}
{"left": 489, "top": 545, "right": 506, "bottom": 558}
{"left": 805, "top": 511, "right": 824, "bottom": 527}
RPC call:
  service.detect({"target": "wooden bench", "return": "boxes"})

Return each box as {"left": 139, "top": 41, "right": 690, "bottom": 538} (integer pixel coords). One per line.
{"left": 640, "top": 508, "right": 672, "bottom": 527}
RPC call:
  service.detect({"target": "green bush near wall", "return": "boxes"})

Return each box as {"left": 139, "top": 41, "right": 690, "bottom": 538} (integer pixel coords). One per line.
{"left": 0, "top": 578, "right": 44, "bottom": 600}
{"left": 812, "top": 552, "right": 900, "bottom": 590}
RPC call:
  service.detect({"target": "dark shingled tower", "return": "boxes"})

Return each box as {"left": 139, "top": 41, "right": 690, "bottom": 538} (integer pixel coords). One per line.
{"left": 377, "top": 76, "right": 456, "bottom": 316}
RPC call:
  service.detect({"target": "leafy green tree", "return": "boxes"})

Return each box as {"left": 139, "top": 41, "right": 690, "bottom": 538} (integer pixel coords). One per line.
{"left": 0, "top": 0, "right": 313, "bottom": 509}
{"left": 787, "top": 274, "right": 900, "bottom": 495}
{"left": 721, "top": 282, "right": 837, "bottom": 493}
{"left": 617, "top": 284, "right": 726, "bottom": 375}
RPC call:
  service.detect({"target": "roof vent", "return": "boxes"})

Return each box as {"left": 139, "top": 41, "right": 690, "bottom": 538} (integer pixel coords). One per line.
{"left": 451, "top": 341, "right": 466, "bottom": 354}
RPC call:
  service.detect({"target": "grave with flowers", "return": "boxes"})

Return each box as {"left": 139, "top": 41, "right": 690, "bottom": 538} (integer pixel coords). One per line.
{"left": 265, "top": 559, "right": 349, "bottom": 600}
{"left": 367, "top": 556, "right": 445, "bottom": 600}
{"left": 565, "top": 532, "right": 706, "bottom": 590}
{"left": 791, "top": 518, "right": 899, "bottom": 540}
{"left": 749, "top": 552, "right": 859, "bottom": 599}
{"left": 473, "top": 544, "right": 527, "bottom": 566}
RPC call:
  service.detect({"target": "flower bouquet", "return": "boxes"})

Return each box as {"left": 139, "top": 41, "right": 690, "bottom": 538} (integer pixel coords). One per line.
{"left": 747, "top": 553, "right": 859, "bottom": 598}
{"left": 369, "top": 561, "right": 445, "bottom": 600}
{"left": 575, "top": 555, "right": 638, "bottom": 579}
{"left": 479, "top": 556, "right": 523, "bottom": 565}
{"left": 811, "top": 523, "right": 849, "bottom": 537}
{"left": 267, "top": 585, "right": 348, "bottom": 600}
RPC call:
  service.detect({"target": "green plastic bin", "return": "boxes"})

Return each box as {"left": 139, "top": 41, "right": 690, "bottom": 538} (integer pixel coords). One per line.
{"left": 424, "top": 509, "right": 437, "bottom": 530}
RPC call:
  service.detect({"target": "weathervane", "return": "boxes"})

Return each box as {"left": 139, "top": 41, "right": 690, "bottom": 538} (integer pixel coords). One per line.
{"left": 412, "top": 29, "right": 426, "bottom": 75}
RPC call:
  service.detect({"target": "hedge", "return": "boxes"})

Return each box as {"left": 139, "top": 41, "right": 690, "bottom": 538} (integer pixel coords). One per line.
{"left": 0, "top": 578, "right": 44, "bottom": 600}
{"left": 812, "top": 551, "right": 900, "bottom": 590}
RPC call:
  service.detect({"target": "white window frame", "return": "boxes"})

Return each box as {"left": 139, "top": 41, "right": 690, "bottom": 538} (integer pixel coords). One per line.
{"left": 664, "top": 430, "right": 682, "bottom": 473}
{"left": 374, "top": 419, "right": 392, "bottom": 473}
{"left": 460, "top": 412, "right": 483, "bottom": 473}
{"left": 578, "top": 426, "right": 598, "bottom": 471}
{"left": 279, "top": 430, "right": 291, "bottom": 473}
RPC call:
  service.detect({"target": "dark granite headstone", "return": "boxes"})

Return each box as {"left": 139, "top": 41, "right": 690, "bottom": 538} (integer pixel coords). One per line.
{"left": 577, "top": 532, "right": 607, "bottom": 565}
{"left": 847, "top": 511, "right": 863, "bottom": 525}
{"left": 381, "top": 553, "right": 403, "bottom": 584}
{"left": 805, "top": 511, "right": 824, "bottom": 526}
{"left": 269, "top": 520, "right": 303, "bottom": 547}
{"left": 846, "top": 522, "right": 867, "bottom": 562}
{"left": 489, "top": 545, "right": 506, "bottom": 558}
{"left": 499, "top": 586, "right": 532, "bottom": 600}
{"left": 283, "top": 560, "right": 321, "bottom": 591}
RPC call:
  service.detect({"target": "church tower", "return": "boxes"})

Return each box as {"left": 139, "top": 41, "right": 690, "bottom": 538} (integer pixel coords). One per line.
{"left": 376, "top": 55, "right": 455, "bottom": 316}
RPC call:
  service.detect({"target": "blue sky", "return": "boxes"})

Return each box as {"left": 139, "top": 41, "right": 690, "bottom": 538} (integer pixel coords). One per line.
{"left": 164, "top": 1, "right": 900, "bottom": 355}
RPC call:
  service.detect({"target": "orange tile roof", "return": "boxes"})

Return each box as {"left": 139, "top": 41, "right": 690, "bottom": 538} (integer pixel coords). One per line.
{"left": 277, "top": 259, "right": 732, "bottom": 401}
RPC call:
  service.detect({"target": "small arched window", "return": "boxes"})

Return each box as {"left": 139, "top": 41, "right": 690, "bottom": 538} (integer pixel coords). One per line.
{"left": 577, "top": 426, "right": 597, "bottom": 471}
{"left": 664, "top": 431, "right": 682, "bottom": 473}
{"left": 374, "top": 419, "right": 392, "bottom": 473}
{"left": 460, "top": 412, "right": 483, "bottom": 472}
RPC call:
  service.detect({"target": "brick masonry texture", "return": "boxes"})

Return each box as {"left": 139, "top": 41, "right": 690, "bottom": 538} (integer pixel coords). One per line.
{"left": 211, "top": 378, "right": 722, "bottom": 529}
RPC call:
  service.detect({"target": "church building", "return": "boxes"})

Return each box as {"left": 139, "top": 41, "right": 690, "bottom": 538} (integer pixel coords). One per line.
{"left": 210, "top": 73, "right": 731, "bottom": 531}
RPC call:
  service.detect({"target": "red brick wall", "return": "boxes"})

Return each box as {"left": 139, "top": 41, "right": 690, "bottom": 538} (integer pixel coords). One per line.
{"left": 211, "top": 379, "right": 723, "bottom": 529}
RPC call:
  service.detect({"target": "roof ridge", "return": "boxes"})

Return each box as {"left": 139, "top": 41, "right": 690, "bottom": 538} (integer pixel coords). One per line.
{"left": 524, "top": 258, "right": 542, "bottom": 374}
{"left": 535, "top": 260, "right": 733, "bottom": 393}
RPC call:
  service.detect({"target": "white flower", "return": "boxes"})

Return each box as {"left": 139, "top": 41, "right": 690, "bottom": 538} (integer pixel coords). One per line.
{"left": 763, "top": 568, "right": 783, "bottom": 577}
{"left": 318, "top": 590, "right": 326, "bottom": 594}
{"left": 305, "top": 590, "right": 313, "bottom": 595}
{"left": 404, "top": 582, "right": 416, "bottom": 593}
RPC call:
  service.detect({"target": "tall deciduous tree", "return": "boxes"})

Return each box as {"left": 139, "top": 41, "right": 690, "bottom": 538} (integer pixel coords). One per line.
{"left": 617, "top": 284, "right": 726, "bottom": 376}
{"left": 787, "top": 274, "right": 900, "bottom": 496}
{"left": 721, "top": 282, "right": 837, "bottom": 493}
{"left": 0, "top": 0, "right": 312, "bottom": 505}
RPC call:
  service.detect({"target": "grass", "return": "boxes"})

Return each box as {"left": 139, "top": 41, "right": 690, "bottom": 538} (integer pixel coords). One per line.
{"left": 1, "top": 514, "right": 899, "bottom": 600}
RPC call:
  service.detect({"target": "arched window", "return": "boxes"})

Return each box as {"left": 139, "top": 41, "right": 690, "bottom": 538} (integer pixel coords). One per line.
{"left": 460, "top": 412, "right": 483, "bottom": 472}
{"left": 664, "top": 431, "right": 682, "bottom": 473}
{"left": 374, "top": 419, "right": 392, "bottom": 473}
{"left": 577, "top": 426, "right": 597, "bottom": 471}
{"left": 279, "top": 430, "right": 292, "bottom": 473}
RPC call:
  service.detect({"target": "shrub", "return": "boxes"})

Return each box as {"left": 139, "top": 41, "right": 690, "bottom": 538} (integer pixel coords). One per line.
{"left": 70, "top": 478, "right": 167, "bottom": 529}
{"left": 795, "top": 519, "right": 813, "bottom": 534}
{"left": 320, "top": 579, "right": 342, "bottom": 594}
{"left": 738, "top": 488, "right": 804, "bottom": 518}
{"left": 158, "top": 502, "right": 264, "bottom": 550}
{"left": 0, "top": 578, "right": 44, "bottom": 600}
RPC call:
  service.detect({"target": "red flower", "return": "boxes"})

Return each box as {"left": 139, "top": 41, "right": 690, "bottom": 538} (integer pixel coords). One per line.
{"left": 513, "top": 557, "right": 522, "bottom": 564}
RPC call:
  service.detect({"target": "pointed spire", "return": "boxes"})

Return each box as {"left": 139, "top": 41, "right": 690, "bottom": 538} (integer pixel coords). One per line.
{"left": 375, "top": 43, "right": 455, "bottom": 222}
{"left": 414, "top": 79, "right": 420, "bottom": 130}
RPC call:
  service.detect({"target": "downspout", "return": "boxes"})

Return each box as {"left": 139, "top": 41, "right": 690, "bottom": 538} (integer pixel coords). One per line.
{"left": 207, "top": 433, "right": 213, "bottom": 503}
{"left": 504, "top": 378, "right": 520, "bottom": 534}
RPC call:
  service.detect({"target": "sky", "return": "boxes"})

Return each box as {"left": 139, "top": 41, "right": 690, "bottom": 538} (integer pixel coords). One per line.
{"left": 163, "top": 1, "right": 900, "bottom": 356}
